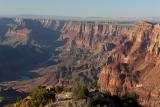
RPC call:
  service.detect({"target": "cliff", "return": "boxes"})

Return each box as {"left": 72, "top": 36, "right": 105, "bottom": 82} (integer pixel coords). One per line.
{"left": 97, "top": 21, "right": 160, "bottom": 106}
{"left": 60, "top": 20, "right": 160, "bottom": 106}
{"left": 1, "top": 18, "right": 160, "bottom": 106}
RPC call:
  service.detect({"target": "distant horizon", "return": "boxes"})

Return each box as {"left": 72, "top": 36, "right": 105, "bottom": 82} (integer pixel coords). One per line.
{"left": 1, "top": 14, "right": 160, "bottom": 18}
{"left": 1, "top": 14, "right": 160, "bottom": 22}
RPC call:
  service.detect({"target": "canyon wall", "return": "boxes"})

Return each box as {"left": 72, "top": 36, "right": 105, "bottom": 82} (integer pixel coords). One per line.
{"left": 1, "top": 18, "right": 160, "bottom": 106}
{"left": 58, "top": 20, "right": 160, "bottom": 106}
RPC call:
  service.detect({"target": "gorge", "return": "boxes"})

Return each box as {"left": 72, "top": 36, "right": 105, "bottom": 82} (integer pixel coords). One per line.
{"left": 0, "top": 18, "right": 160, "bottom": 106}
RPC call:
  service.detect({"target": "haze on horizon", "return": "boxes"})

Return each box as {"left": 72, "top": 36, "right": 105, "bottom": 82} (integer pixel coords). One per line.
{"left": 0, "top": 0, "right": 159, "bottom": 18}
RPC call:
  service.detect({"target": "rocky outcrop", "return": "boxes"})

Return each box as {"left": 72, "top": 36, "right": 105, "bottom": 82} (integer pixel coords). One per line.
{"left": 1, "top": 18, "right": 160, "bottom": 106}
{"left": 60, "top": 21, "right": 130, "bottom": 51}
{"left": 96, "top": 21, "right": 160, "bottom": 106}
{"left": 98, "top": 63, "right": 134, "bottom": 96}
{"left": 0, "top": 28, "right": 31, "bottom": 46}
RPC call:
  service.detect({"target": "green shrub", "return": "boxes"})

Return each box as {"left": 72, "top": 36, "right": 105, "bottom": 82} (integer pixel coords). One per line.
{"left": 78, "top": 86, "right": 89, "bottom": 99}
{"left": 64, "top": 87, "right": 71, "bottom": 92}
{"left": 88, "top": 82, "right": 97, "bottom": 90}
{"left": 55, "top": 86, "right": 64, "bottom": 93}
{"left": 122, "top": 91, "right": 139, "bottom": 101}
{"left": 30, "top": 86, "right": 55, "bottom": 107}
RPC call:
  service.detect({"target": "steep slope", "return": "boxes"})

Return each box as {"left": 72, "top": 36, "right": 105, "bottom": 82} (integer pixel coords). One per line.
{"left": 97, "top": 21, "right": 160, "bottom": 106}
{"left": 55, "top": 20, "right": 160, "bottom": 106}
{"left": 1, "top": 18, "right": 160, "bottom": 106}
{"left": 0, "top": 18, "right": 63, "bottom": 82}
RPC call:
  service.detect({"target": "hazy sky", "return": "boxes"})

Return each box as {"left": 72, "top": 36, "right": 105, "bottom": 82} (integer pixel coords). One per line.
{"left": 0, "top": 0, "right": 159, "bottom": 17}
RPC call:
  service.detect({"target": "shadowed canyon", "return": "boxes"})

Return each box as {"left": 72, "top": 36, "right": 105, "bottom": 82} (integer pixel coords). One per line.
{"left": 0, "top": 18, "right": 160, "bottom": 106}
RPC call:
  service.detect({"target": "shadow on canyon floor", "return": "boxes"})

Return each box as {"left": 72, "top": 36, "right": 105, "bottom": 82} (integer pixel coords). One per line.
{"left": 0, "top": 29, "right": 65, "bottom": 83}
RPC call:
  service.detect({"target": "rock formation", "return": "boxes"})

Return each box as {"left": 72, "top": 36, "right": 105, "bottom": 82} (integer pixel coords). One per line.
{"left": 1, "top": 18, "right": 160, "bottom": 106}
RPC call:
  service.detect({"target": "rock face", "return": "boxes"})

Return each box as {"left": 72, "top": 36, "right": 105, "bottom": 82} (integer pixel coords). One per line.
{"left": 96, "top": 21, "right": 160, "bottom": 106}
{"left": 51, "top": 20, "right": 160, "bottom": 106}
{"left": 98, "top": 63, "right": 134, "bottom": 96}
{"left": 60, "top": 21, "right": 129, "bottom": 51}
{"left": 1, "top": 18, "right": 160, "bottom": 106}
{"left": 60, "top": 20, "right": 160, "bottom": 106}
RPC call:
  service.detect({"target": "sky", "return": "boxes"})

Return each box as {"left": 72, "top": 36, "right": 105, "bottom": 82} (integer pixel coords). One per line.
{"left": 0, "top": 0, "right": 159, "bottom": 17}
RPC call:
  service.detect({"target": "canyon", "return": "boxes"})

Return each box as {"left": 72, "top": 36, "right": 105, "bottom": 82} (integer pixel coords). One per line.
{"left": 0, "top": 18, "right": 160, "bottom": 106}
